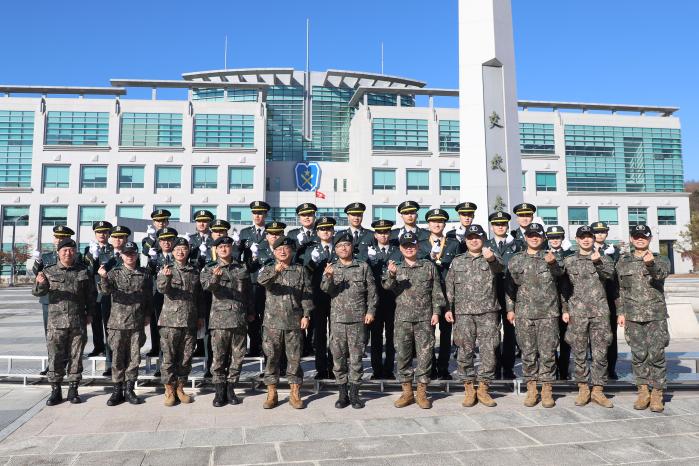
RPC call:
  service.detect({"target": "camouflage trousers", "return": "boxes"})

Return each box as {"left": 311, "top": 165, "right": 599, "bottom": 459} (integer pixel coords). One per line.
{"left": 159, "top": 327, "right": 196, "bottom": 385}
{"left": 516, "top": 317, "right": 559, "bottom": 383}
{"left": 46, "top": 327, "right": 86, "bottom": 383}
{"left": 107, "top": 328, "right": 145, "bottom": 383}
{"left": 262, "top": 327, "right": 303, "bottom": 385}
{"left": 453, "top": 312, "right": 500, "bottom": 383}
{"left": 211, "top": 327, "right": 247, "bottom": 384}
{"left": 624, "top": 319, "right": 669, "bottom": 389}
{"left": 564, "top": 314, "right": 612, "bottom": 386}
{"left": 329, "top": 321, "right": 366, "bottom": 385}
{"left": 395, "top": 320, "right": 434, "bottom": 384}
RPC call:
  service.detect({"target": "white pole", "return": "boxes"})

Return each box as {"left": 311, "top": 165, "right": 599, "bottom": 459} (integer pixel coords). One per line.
{"left": 381, "top": 41, "right": 384, "bottom": 74}
{"left": 224, "top": 35, "right": 228, "bottom": 69}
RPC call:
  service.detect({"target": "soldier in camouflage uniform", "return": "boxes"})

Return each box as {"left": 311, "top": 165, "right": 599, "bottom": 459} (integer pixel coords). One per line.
{"left": 201, "top": 236, "right": 254, "bottom": 407}
{"left": 506, "top": 223, "right": 563, "bottom": 408}
{"left": 321, "top": 232, "right": 377, "bottom": 409}
{"left": 562, "top": 226, "right": 616, "bottom": 408}
{"left": 258, "top": 236, "right": 314, "bottom": 409}
{"left": 445, "top": 224, "right": 503, "bottom": 408}
{"left": 389, "top": 201, "right": 430, "bottom": 243}
{"left": 446, "top": 202, "right": 477, "bottom": 253}
{"left": 616, "top": 224, "right": 671, "bottom": 413}
{"left": 99, "top": 241, "right": 152, "bottom": 406}
{"left": 33, "top": 238, "right": 95, "bottom": 406}
{"left": 546, "top": 225, "right": 574, "bottom": 380}
{"left": 383, "top": 232, "right": 445, "bottom": 409}
{"left": 157, "top": 237, "right": 204, "bottom": 407}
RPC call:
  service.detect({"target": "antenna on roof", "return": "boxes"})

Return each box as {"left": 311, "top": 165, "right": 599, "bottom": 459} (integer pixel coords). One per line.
{"left": 381, "top": 41, "right": 384, "bottom": 75}
{"left": 224, "top": 35, "right": 228, "bottom": 69}
{"left": 303, "top": 18, "right": 311, "bottom": 141}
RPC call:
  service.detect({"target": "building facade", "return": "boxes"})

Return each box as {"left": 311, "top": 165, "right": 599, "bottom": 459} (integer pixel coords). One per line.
{"left": 0, "top": 68, "right": 691, "bottom": 273}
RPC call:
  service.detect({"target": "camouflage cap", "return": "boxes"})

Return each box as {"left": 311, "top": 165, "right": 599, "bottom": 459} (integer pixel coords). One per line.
{"left": 524, "top": 223, "right": 545, "bottom": 237}
{"left": 213, "top": 236, "right": 234, "bottom": 247}
{"left": 399, "top": 231, "right": 418, "bottom": 246}
{"left": 630, "top": 223, "right": 652, "bottom": 238}
{"left": 272, "top": 236, "right": 295, "bottom": 249}
{"left": 333, "top": 231, "right": 354, "bottom": 247}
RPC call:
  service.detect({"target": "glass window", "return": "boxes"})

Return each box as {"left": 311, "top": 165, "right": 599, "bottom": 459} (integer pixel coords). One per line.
{"left": 316, "top": 208, "right": 348, "bottom": 227}
{"left": 120, "top": 113, "right": 182, "bottom": 147}
{"left": 155, "top": 166, "right": 181, "bottom": 189}
{"left": 117, "top": 205, "right": 143, "bottom": 219}
{"left": 118, "top": 166, "right": 145, "bottom": 189}
{"left": 628, "top": 207, "right": 648, "bottom": 227}
{"left": 266, "top": 86, "right": 305, "bottom": 161}
{"left": 367, "top": 93, "right": 415, "bottom": 107}
{"left": 538, "top": 207, "right": 558, "bottom": 225}
{"left": 228, "top": 206, "right": 247, "bottom": 223}
{"left": 439, "top": 170, "right": 460, "bottom": 192}
{"left": 658, "top": 207, "right": 676, "bottom": 226}
{"left": 192, "top": 167, "right": 217, "bottom": 189}
{"left": 268, "top": 207, "right": 297, "bottom": 225}
{"left": 190, "top": 205, "right": 217, "bottom": 221}
{"left": 406, "top": 169, "right": 429, "bottom": 191}
{"left": 520, "top": 123, "right": 555, "bottom": 154}
{"left": 2, "top": 206, "right": 29, "bottom": 225}
{"left": 42, "top": 165, "right": 70, "bottom": 189}
{"left": 192, "top": 88, "right": 224, "bottom": 101}
{"left": 306, "top": 86, "right": 354, "bottom": 162}
{"left": 372, "top": 169, "right": 396, "bottom": 190}
{"left": 45, "top": 111, "right": 109, "bottom": 146}
{"left": 373, "top": 206, "right": 397, "bottom": 222}
{"left": 535, "top": 172, "right": 557, "bottom": 192}
{"left": 0, "top": 111, "right": 34, "bottom": 188}
{"left": 598, "top": 207, "right": 619, "bottom": 225}
{"left": 41, "top": 206, "right": 68, "bottom": 226}
{"left": 439, "top": 120, "right": 460, "bottom": 152}
{"left": 80, "top": 165, "right": 107, "bottom": 189}
{"left": 194, "top": 114, "right": 254, "bottom": 148}
{"left": 153, "top": 205, "right": 180, "bottom": 221}
{"left": 372, "top": 118, "right": 428, "bottom": 151}
{"left": 79, "top": 206, "right": 106, "bottom": 226}
{"left": 229, "top": 167, "right": 254, "bottom": 190}
{"left": 568, "top": 207, "right": 589, "bottom": 225}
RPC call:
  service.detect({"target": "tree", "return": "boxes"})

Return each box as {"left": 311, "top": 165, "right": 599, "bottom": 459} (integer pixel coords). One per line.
{"left": 677, "top": 181, "right": 699, "bottom": 270}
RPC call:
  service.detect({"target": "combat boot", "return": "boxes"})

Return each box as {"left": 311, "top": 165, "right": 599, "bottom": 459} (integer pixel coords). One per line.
{"left": 263, "top": 384, "right": 278, "bottom": 409}
{"left": 394, "top": 383, "right": 415, "bottom": 408}
{"left": 541, "top": 383, "right": 555, "bottom": 408}
{"left": 633, "top": 384, "right": 650, "bottom": 410}
{"left": 575, "top": 383, "right": 590, "bottom": 406}
{"left": 650, "top": 388, "right": 664, "bottom": 413}
{"left": 416, "top": 383, "right": 432, "bottom": 409}
{"left": 590, "top": 385, "right": 613, "bottom": 408}
{"left": 477, "top": 382, "right": 497, "bottom": 407}
{"left": 107, "top": 383, "right": 124, "bottom": 406}
{"left": 349, "top": 384, "right": 365, "bottom": 409}
{"left": 176, "top": 380, "right": 192, "bottom": 404}
{"left": 164, "top": 383, "right": 177, "bottom": 407}
{"left": 523, "top": 381, "right": 538, "bottom": 407}
{"left": 289, "top": 383, "right": 304, "bottom": 409}
{"left": 335, "top": 384, "right": 350, "bottom": 409}
{"left": 227, "top": 383, "right": 240, "bottom": 405}
{"left": 66, "top": 382, "right": 81, "bottom": 404}
{"left": 46, "top": 383, "right": 63, "bottom": 406}
{"left": 125, "top": 381, "right": 141, "bottom": 405}
{"left": 212, "top": 383, "right": 226, "bottom": 407}
{"left": 462, "top": 382, "right": 477, "bottom": 407}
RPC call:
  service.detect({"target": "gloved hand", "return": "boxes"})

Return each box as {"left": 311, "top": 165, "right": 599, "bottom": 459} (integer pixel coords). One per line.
{"left": 32, "top": 249, "right": 41, "bottom": 260}
{"left": 146, "top": 225, "right": 156, "bottom": 237}
{"left": 431, "top": 242, "right": 441, "bottom": 255}
{"left": 367, "top": 246, "right": 377, "bottom": 258}
{"left": 250, "top": 242, "right": 259, "bottom": 259}
{"left": 297, "top": 232, "right": 305, "bottom": 244}
{"left": 199, "top": 243, "right": 207, "bottom": 257}
{"left": 311, "top": 248, "right": 321, "bottom": 263}
{"left": 561, "top": 239, "right": 572, "bottom": 251}
{"left": 232, "top": 230, "right": 240, "bottom": 243}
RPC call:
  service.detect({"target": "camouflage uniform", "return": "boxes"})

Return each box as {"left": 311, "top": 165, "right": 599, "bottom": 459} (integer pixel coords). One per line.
{"left": 156, "top": 263, "right": 204, "bottom": 385}
{"left": 239, "top": 225, "right": 268, "bottom": 355}
{"left": 334, "top": 227, "right": 374, "bottom": 257}
{"left": 146, "top": 252, "right": 172, "bottom": 356}
{"left": 551, "top": 247, "right": 574, "bottom": 379}
{"left": 32, "top": 250, "right": 58, "bottom": 334}
{"left": 320, "top": 260, "right": 377, "bottom": 385}
{"left": 258, "top": 263, "right": 314, "bottom": 385}
{"left": 200, "top": 259, "right": 253, "bottom": 384}
{"left": 506, "top": 251, "right": 564, "bottom": 383}
{"left": 100, "top": 265, "right": 152, "bottom": 383}
{"left": 32, "top": 262, "right": 95, "bottom": 383}
{"left": 382, "top": 259, "right": 445, "bottom": 383}
{"left": 616, "top": 253, "right": 670, "bottom": 389}
{"left": 562, "top": 253, "right": 615, "bottom": 386}
{"left": 446, "top": 252, "right": 504, "bottom": 383}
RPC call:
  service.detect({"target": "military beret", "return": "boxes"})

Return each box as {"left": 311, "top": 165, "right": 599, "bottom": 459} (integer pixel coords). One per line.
{"left": 488, "top": 211, "right": 511, "bottom": 224}
{"left": 397, "top": 200, "right": 420, "bottom": 214}
{"left": 590, "top": 221, "right": 609, "bottom": 232}
{"left": 333, "top": 231, "right": 354, "bottom": 247}
{"left": 524, "top": 223, "right": 545, "bottom": 237}
{"left": 456, "top": 202, "right": 477, "bottom": 214}
{"left": 399, "top": 231, "right": 418, "bottom": 246}
{"left": 265, "top": 221, "right": 286, "bottom": 234}
{"left": 53, "top": 225, "right": 75, "bottom": 238}
{"left": 213, "top": 236, "right": 234, "bottom": 247}
{"left": 156, "top": 227, "right": 178, "bottom": 240}
{"left": 210, "top": 219, "right": 231, "bottom": 232}
{"left": 371, "top": 219, "right": 394, "bottom": 232}
{"left": 249, "top": 201, "right": 271, "bottom": 213}
{"left": 151, "top": 209, "right": 171, "bottom": 221}
{"left": 630, "top": 224, "right": 652, "bottom": 238}
{"left": 122, "top": 241, "right": 139, "bottom": 253}
{"left": 315, "top": 216, "right": 336, "bottom": 229}
{"left": 576, "top": 226, "right": 594, "bottom": 237}
{"left": 513, "top": 203, "right": 537, "bottom": 215}
{"left": 296, "top": 203, "right": 317, "bottom": 215}
{"left": 92, "top": 221, "right": 113, "bottom": 232}
{"left": 173, "top": 237, "right": 190, "bottom": 248}
{"left": 545, "top": 226, "right": 565, "bottom": 238}
{"left": 344, "top": 202, "right": 366, "bottom": 215}
{"left": 425, "top": 208, "right": 449, "bottom": 222}
{"left": 272, "top": 236, "right": 295, "bottom": 249}
{"left": 110, "top": 225, "right": 131, "bottom": 238}
{"left": 465, "top": 224, "right": 486, "bottom": 237}
{"left": 57, "top": 238, "right": 77, "bottom": 251}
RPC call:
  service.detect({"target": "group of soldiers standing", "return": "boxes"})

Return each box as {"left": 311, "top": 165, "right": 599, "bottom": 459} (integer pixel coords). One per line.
{"left": 31, "top": 198, "right": 671, "bottom": 413}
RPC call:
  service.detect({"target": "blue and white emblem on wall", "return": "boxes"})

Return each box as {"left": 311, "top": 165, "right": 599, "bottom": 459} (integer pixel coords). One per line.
{"left": 294, "top": 162, "right": 321, "bottom": 192}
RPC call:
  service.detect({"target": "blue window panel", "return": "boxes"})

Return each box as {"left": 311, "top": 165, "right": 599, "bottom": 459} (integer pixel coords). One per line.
{"left": 520, "top": 123, "right": 555, "bottom": 154}
{"left": 538, "top": 207, "right": 558, "bottom": 225}
{"left": 117, "top": 205, "right": 143, "bottom": 219}
{"left": 628, "top": 207, "right": 647, "bottom": 227}
{"left": 598, "top": 207, "right": 619, "bottom": 225}
{"left": 229, "top": 89, "right": 258, "bottom": 102}
{"left": 568, "top": 207, "right": 589, "bottom": 225}
{"left": 228, "top": 206, "right": 247, "bottom": 223}
{"left": 229, "top": 167, "right": 254, "bottom": 190}
{"left": 406, "top": 169, "right": 429, "bottom": 191}
{"left": 268, "top": 207, "right": 297, "bottom": 226}
{"left": 192, "top": 88, "right": 224, "bottom": 101}
{"left": 43, "top": 165, "right": 70, "bottom": 189}
{"left": 153, "top": 205, "right": 180, "bottom": 222}
{"left": 190, "top": 205, "right": 217, "bottom": 221}
{"left": 373, "top": 206, "right": 396, "bottom": 222}
{"left": 658, "top": 207, "right": 676, "bottom": 225}
{"left": 119, "top": 166, "right": 145, "bottom": 189}
{"left": 316, "top": 208, "right": 348, "bottom": 227}
{"left": 439, "top": 170, "right": 460, "bottom": 191}
{"left": 372, "top": 169, "right": 396, "bottom": 190}
{"left": 306, "top": 86, "right": 354, "bottom": 162}
{"left": 120, "top": 113, "right": 182, "bottom": 147}
{"left": 367, "top": 93, "right": 415, "bottom": 107}
{"left": 80, "top": 165, "right": 107, "bottom": 189}
{"left": 2, "top": 206, "right": 29, "bottom": 225}
{"left": 535, "top": 172, "right": 557, "bottom": 192}
{"left": 372, "top": 118, "right": 428, "bottom": 151}
{"left": 41, "top": 206, "right": 68, "bottom": 226}
{"left": 0, "top": 111, "right": 34, "bottom": 188}
{"left": 192, "top": 167, "right": 217, "bottom": 189}
{"left": 439, "top": 120, "right": 460, "bottom": 152}
{"left": 266, "top": 86, "right": 305, "bottom": 161}
{"left": 79, "top": 206, "right": 106, "bottom": 226}
{"left": 45, "top": 111, "right": 109, "bottom": 146}
{"left": 155, "top": 166, "right": 181, "bottom": 189}
{"left": 194, "top": 114, "right": 254, "bottom": 148}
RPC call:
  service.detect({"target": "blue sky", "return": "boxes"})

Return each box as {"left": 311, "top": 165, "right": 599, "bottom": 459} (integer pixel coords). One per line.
{"left": 1, "top": 0, "right": 696, "bottom": 181}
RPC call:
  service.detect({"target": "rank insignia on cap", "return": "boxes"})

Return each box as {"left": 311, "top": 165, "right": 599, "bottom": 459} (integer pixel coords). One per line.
{"left": 513, "top": 203, "right": 536, "bottom": 215}
{"left": 397, "top": 201, "right": 420, "bottom": 214}
{"left": 465, "top": 225, "right": 486, "bottom": 237}
{"left": 296, "top": 203, "right": 318, "bottom": 215}
{"left": 315, "top": 216, "right": 336, "bottom": 229}
{"left": 371, "top": 219, "right": 394, "bottom": 232}
{"left": 110, "top": 225, "right": 131, "bottom": 238}
{"left": 456, "top": 202, "right": 477, "bottom": 214}
{"left": 92, "top": 221, "right": 113, "bottom": 232}
{"left": 425, "top": 208, "right": 449, "bottom": 222}
{"left": 265, "top": 221, "right": 286, "bottom": 234}
{"left": 344, "top": 202, "right": 366, "bottom": 215}
{"left": 151, "top": 209, "right": 171, "bottom": 221}
{"left": 53, "top": 225, "right": 75, "bottom": 238}
{"left": 250, "top": 201, "right": 271, "bottom": 213}
{"left": 157, "top": 227, "right": 178, "bottom": 239}
{"left": 488, "top": 211, "right": 511, "bottom": 224}
{"left": 210, "top": 219, "right": 231, "bottom": 231}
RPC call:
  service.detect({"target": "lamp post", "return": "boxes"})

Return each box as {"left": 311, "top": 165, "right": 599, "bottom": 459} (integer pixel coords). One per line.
{"left": 9, "top": 214, "right": 29, "bottom": 287}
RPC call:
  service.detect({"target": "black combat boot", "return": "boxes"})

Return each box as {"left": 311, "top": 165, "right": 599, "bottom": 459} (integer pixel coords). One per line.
{"left": 349, "top": 384, "right": 365, "bottom": 409}
{"left": 125, "top": 380, "right": 141, "bottom": 404}
{"left": 66, "top": 382, "right": 81, "bottom": 404}
{"left": 46, "top": 383, "right": 63, "bottom": 406}
{"left": 335, "top": 384, "right": 350, "bottom": 409}
{"left": 227, "top": 383, "right": 240, "bottom": 405}
{"left": 107, "top": 382, "right": 124, "bottom": 406}
{"left": 213, "top": 383, "right": 227, "bottom": 407}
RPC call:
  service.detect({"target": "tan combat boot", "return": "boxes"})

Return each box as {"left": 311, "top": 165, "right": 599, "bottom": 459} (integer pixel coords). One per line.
{"left": 633, "top": 384, "right": 650, "bottom": 410}
{"left": 591, "top": 386, "right": 613, "bottom": 408}
{"left": 416, "top": 383, "right": 432, "bottom": 409}
{"left": 541, "top": 383, "right": 555, "bottom": 408}
{"left": 649, "top": 388, "right": 664, "bottom": 413}
{"left": 394, "top": 383, "right": 415, "bottom": 408}
{"left": 289, "top": 383, "right": 304, "bottom": 409}
{"left": 523, "top": 381, "right": 538, "bottom": 407}
{"left": 263, "top": 384, "right": 278, "bottom": 409}
{"left": 462, "top": 382, "right": 477, "bottom": 407}
{"left": 477, "top": 382, "right": 497, "bottom": 407}
{"left": 163, "top": 383, "right": 176, "bottom": 407}
{"left": 176, "top": 380, "right": 192, "bottom": 404}
{"left": 574, "top": 383, "right": 590, "bottom": 406}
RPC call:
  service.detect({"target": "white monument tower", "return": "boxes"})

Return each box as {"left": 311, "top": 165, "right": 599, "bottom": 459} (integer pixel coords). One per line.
{"left": 458, "top": 0, "right": 523, "bottom": 225}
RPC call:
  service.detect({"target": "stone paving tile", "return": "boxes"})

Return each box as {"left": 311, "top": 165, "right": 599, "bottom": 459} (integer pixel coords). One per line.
{"left": 563, "top": 404, "right": 638, "bottom": 421}
{"left": 581, "top": 438, "right": 672, "bottom": 463}
{"left": 0, "top": 436, "right": 62, "bottom": 456}
{"left": 213, "top": 443, "right": 279, "bottom": 465}
{"left": 517, "top": 444, "right": 609, "bottom": 465}
{"left": 181, "top": 428, "right": 244, "bottom": 447}
{"left": 516, "top": 406, "right": 592, "bottom": 425}
{"left": 379, "top": 452, "right": 463, "bottom": 466}
{"left": 0, "top": 457, "right": 8, "bottom": 466}
{"left": 517, "top": 423, "right": 601, "bottom": 445}
{"left": 142, "top": 447, "right": 212, "bottom": 466}
{"left": 360, "top": 417, "right": 425, "bottom": 436}
{"left": 74, "top": 449, "right": 147, "bottom": 465}
{"left": 300, "top": 420, "right": 366, "bottom": 440}
{"left": 51, "top": 433, "right": 124, "bottom": 453}
{"left": 624, "top": 416, "right": 699, "bottom": 436}
{"left": 279, "top": 439, "right": 346, "bottom": 462}
{"left": 5, "top": 454, "right": 77, "bottom": 465}
{"left": 452, "top": 447, "right": 528, "bottom": 465}
{"left": 117, "top": 430, "right": 183, "bottom": 451}
{"left": 400, "top": 432, "right": 477, "bottom": 454}
{"left": 320, "top": 458, "right": 390, "bottom": 466}
{"left": 342, "top": 436, "right": 414, "bottom": 459}
{"left": 413, "top": 414, "right": 481, "bottom": 433}
{"left": 0, "top": 412, "right": 25, "bottom": 432}
{"left": 244, "top": 423, "right": 306, "bottom": 443}
{"left": 642, "top": 434, "right": 699, "bottom": 460}
{"left": 461, "top": 427, "right": 539, "bottom": 449}
{"left": 464, "top": 409, "right": 538, "bottom": 429}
